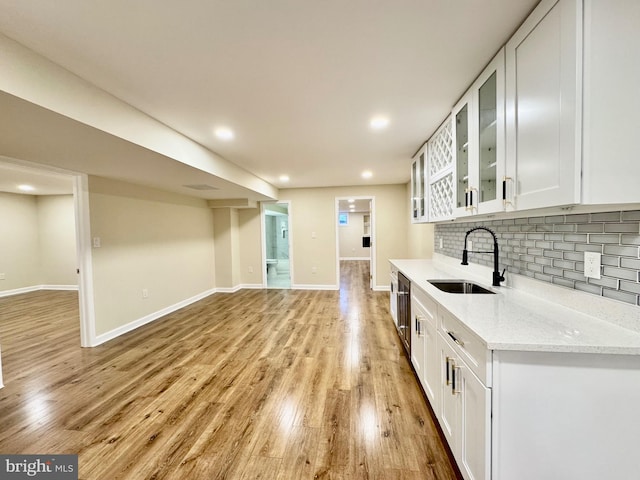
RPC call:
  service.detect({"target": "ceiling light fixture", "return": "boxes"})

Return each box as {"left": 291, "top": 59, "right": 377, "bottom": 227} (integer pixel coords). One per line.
{"left": 348, "top": 199, "right": 355, "bottom": 203}
{"left": 18, "top": 184, "right": 35, "bottom": 192}
{"left": 370, "top": 116, "right": 389, "bottom": 130}
{"left": 362, "top": 170, "right": 373, "bottom": 179}
{"left": 214, "top": 127, "right": 234, "bottom": 141}
{"left": 279, "top": 175, "right": 290, "bottom": 182}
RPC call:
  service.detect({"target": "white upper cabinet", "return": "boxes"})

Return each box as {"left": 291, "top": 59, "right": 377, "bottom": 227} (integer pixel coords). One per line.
{"left": 582, "top": 0, "right": 640, "bottom": 204}
{"left": 453, "top": 92, "right": 473, "bottom": 218}
{"left": 453, "top": 49, "right": 506, "bottom": 218}
{"left": 505, "top": 0, "right": 582, "bottom": 211}
{"left": 411, "top": 147, "right": 428, "bottom": 223}
{"left": 428, "top": 117, "right": 455, "bottom": 222}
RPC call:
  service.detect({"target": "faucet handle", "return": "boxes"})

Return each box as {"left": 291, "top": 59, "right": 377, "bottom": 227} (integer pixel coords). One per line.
{"left": 500, "top": 269, "right": 506, "bottom": 282}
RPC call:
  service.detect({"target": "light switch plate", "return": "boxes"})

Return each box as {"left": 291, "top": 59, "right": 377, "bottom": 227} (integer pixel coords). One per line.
{"left": 584, "top": 252, "right": 601, "bottom": 279}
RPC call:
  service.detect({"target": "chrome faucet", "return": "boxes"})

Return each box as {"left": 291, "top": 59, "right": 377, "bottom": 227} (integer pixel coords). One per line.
{"left": 461, "top": 226, "right": 505, "bottom": 287}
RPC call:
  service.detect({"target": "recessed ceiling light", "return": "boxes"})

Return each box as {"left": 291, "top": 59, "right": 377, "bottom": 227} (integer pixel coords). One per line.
{"left": 279, "top": 175, "right": 290, "bottom": 182}
{"left": 362, "top": 170, "right": 373, "bottom": 179}
{"left": 370, "top": 116, "right": 389, "bottom": 130}
{"left": 348, "top": 199, "right": 355, "bottom": 203}
{"left": 18, "top": 184, "right": 35, "bottom": 192}
{"left": 214, "top": 127, "right": 234, "bottom": 140}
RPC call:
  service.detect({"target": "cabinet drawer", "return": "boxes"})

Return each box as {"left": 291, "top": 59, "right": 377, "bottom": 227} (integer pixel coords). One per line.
{"left": 412, "top": 286, "right": 438, "bottom": 329}
{"left": 439, "top": 308, "right": 491, "bottom": 386}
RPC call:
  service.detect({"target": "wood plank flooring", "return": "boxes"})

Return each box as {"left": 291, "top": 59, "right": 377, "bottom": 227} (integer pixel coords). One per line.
{"left": 0, "top": 261, "right": 458, "bottom": 479}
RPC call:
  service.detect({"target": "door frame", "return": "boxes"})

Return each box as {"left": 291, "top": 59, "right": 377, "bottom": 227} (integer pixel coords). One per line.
{"left": 260, "top": 200, "right": 294, "bottom": 288}
{"left": 0, "top": 157, "right": 95, "bottom": 349}
{"left": 334, "top": 196, "right": 376, "bottom": 289}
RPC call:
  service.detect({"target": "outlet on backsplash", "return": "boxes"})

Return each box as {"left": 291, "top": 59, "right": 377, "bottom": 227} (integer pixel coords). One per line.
{"left": 584, "top": 252, "right": 602, "bottom": 279}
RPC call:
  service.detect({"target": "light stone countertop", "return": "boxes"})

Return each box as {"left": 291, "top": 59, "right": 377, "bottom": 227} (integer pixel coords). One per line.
{"left": 390, "top": 257, "right": 640, "bottom": 355}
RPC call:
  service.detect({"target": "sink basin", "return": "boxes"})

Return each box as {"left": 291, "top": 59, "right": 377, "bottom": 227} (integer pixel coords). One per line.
{"left": 428, "top": 280, "right": 495, "bottom": 294}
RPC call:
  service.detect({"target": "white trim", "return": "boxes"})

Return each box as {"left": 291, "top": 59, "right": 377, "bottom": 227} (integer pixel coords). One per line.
{"left": 291, "top": 284, "right": 339, "bottom": 291}
{"left": 216, "top": 286, "right": 243, "bottom": 293}
{"left": 92, "top": 288, "right": 216, "bottom": 346}
{"left": 339, "top": 257, "right": 370, "bottom": 261}
{"left": 238, "top": 283, "right": 265, "bottom": 290}
{"left": 0, "top": 285, "right": 41, "bottom": 298}
{"left": 73, "top": 173, "right": 97, "bottom": 348}
{"left": 373, "top": 285, "right": 391, "bottom": 292}
{"left": 0, "top": 284, "right": 79, "bottom": 298}
{"left": 41, "top": 284, "right": 78, "bottom": 291}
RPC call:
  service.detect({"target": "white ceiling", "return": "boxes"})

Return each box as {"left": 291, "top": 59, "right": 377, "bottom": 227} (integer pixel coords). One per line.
{"left": 0, "top": 0, "right": 538, "bottom": 195}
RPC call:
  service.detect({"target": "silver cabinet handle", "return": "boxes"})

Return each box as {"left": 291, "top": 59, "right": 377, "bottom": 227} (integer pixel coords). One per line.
{"left": 447, "top": 331, "right": 465, "bottom": 347}
{"left": 452, "top": 364, "right": 462, "bottom": 395}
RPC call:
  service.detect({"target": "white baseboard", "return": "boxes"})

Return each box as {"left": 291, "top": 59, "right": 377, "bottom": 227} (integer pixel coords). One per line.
{"left": 291, "top": 284, "right": 339, "bottom": 291}
{"left": 92, "top": 288, "right": 216, "bottom": 346}
{"left": 239, "top": 283, "right": 265, "bottom": 290}
{"left": 41, "top": 284, "right": 79, "bottom": 291}
{"left": 216, "top": 285, "right": 243, "bottom": 293}
{"left": 373, "top": 285, "right": 391, "bottom": 292}
{"left": 0, "top": 284, "right": 79, "bottom": 298}
{"left": 339, "top": 257, "right": 370, "bottom": 261}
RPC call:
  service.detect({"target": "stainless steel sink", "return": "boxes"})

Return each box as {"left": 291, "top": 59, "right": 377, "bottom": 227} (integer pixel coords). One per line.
{"left": 428, "top": 280, "right": 495, "bottom": 294}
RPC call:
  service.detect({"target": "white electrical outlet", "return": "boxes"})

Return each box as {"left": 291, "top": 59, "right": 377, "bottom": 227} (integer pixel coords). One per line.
{"left": 312, "top": 266, "right": 317, "bottom": 274}
{"left": 584, "top": 252, "right": 601, "bottom": 279}
{"left": 142, "top": 288, "right": 149, "bottom": 299}
{"left": 248, "top": 266, "right": 253, "bottom": 273}
{"left": 439, "top": 238, "right": 443, "bottom": 249}
{"left": 93, "top": 237, "right": 101, "bottom": 248}
{"left": 0, "top": 273, "right": 5, "bottom": 280}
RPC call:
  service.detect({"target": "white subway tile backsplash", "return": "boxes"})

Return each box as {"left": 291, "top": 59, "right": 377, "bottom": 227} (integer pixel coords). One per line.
{"left": 434, "top": 209, "right": 640, "bottom": 307}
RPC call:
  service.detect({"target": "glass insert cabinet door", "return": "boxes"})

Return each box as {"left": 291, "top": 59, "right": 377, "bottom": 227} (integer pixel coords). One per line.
{"left": 455, "top": 103, "right": 469, "bottom": 209}
{"left": 478, "top": 71, "right": 498, "bottom": 204}
{"left": 411, "top": 150, "right": 427, "bottom": 222}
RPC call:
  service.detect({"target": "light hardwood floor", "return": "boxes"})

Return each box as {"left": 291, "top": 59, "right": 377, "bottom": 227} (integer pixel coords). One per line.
{"left": 0, "top": 261, "right": 459, "bottom": 479}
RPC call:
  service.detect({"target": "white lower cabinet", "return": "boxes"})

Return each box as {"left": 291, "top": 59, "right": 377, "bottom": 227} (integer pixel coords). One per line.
{"left": 410, "top": 287, "right": 490, "bottom": 480}
{"left": 398, "top": 269, "right": 640, "bottom": 480}
{"left": 438, "top": 330, "right": 491, "bottom": 480}
{"left": 411, "top": 287, "right": 439, "bottom": 410}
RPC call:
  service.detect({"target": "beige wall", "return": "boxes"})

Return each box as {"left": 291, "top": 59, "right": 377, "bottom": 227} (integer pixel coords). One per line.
{"left": 88, "top": 176, "right": 215, "bottom": 336}
{"left": 238, "top": 208, "right": 263, "bottom": 286}
{"left": 0, "top": 192, "right": 40, "bottom": 290}
{"left": 0, "top": 192, "right": 77, "bottom": 292}
{"left": 213, "top": 208, "right": 243, "bottom": 289}
{"left": 279, "top": 184, "right": 407, "bottom": 289}
{"left": 406, "top": 183, "right": 435, "bottom": 259}
{"left": 339, "top": 212, "right": 370, "bottom": 259}
{"left": 37, "top": 195, "right": 77, "bottom": 285}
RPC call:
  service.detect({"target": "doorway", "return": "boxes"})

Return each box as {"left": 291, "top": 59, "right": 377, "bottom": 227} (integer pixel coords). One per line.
{"left": 0, "top": 157, "right": 95, "bottom": 387}
{"left": 262, "top": 202, "right": 292, "bottom": 289}
{"left": 0, "top": 158, "right": 93, "bottom": 340}
{"left": 335, "top": 196, "right": 375, "bottom": 290}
